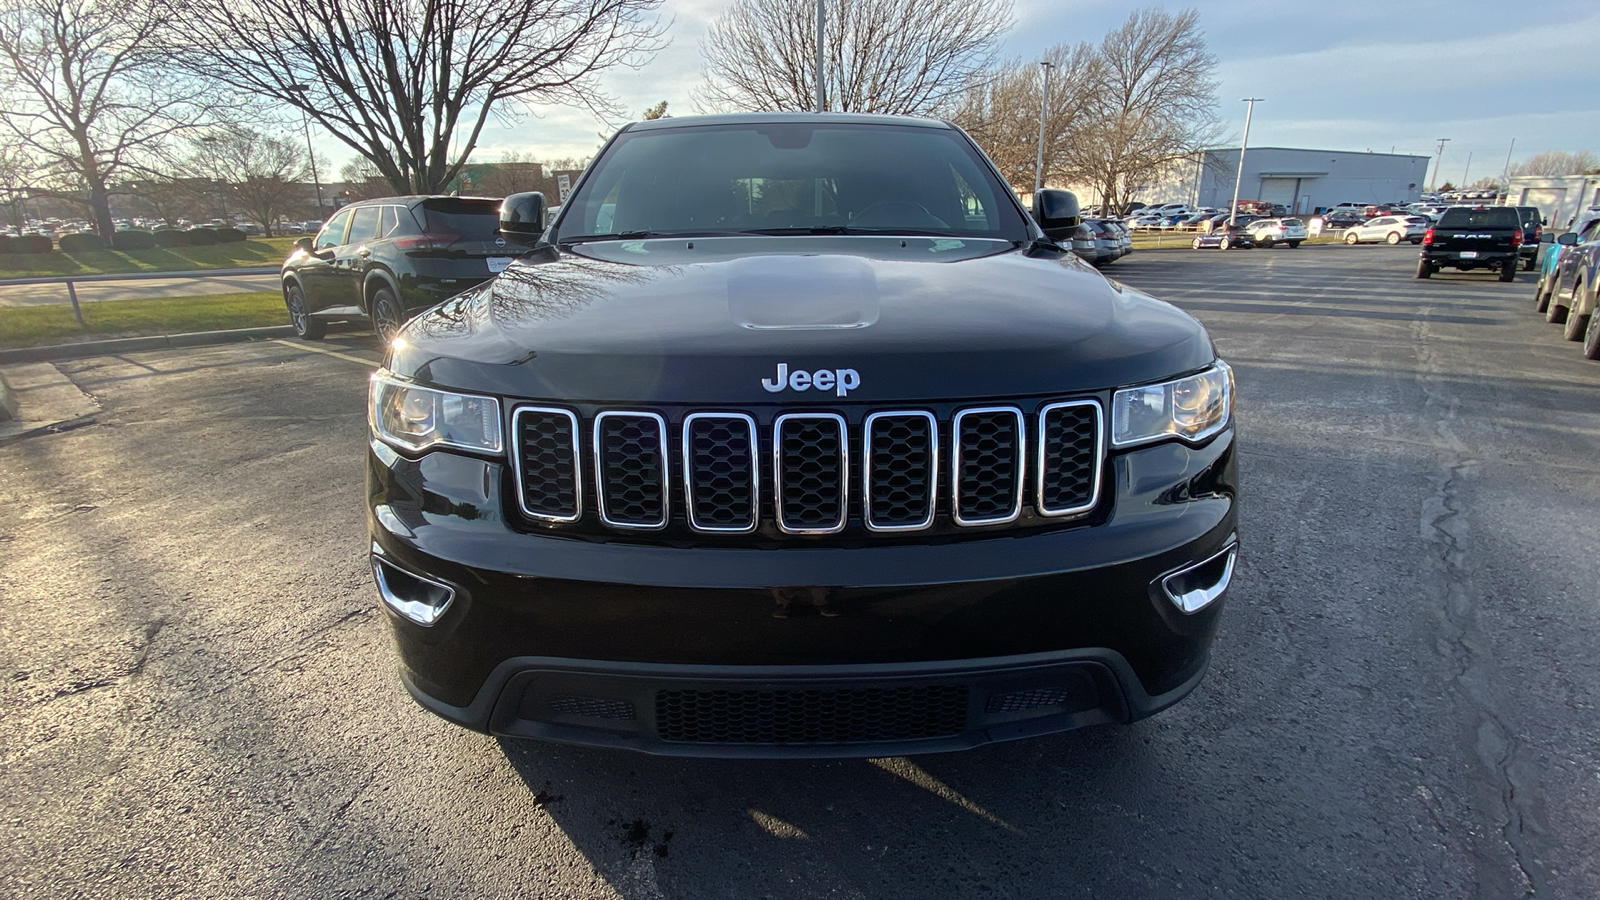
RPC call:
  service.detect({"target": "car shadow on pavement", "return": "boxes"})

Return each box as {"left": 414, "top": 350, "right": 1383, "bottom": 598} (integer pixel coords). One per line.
{"left": 494, "top": 715, "right": 1238, "bottom": 899}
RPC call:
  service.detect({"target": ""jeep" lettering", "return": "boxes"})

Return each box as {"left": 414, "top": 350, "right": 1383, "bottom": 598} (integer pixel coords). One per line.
{"left": 761, "top": 363, "right": 861, "bottom": 397}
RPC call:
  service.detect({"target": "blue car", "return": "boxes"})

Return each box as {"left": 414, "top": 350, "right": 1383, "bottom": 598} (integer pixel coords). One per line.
{"left": 1191, "top": 224, "right": 1255, "bottom": 250}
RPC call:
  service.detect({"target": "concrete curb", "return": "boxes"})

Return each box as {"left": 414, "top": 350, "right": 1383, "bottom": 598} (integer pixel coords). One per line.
{"left": 0, "top": 265, "right": 281, "bottom": 287}
{"left": 0, "top": 368, "right": 16, "bottom": 421}
{"left": 0, "top": 325, "right": 297, "bottom": 364}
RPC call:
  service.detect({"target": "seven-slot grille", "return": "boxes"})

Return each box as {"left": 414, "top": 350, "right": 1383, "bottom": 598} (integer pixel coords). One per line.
{"left": 512, "top": 401, "right": 1103, "bottom": 535}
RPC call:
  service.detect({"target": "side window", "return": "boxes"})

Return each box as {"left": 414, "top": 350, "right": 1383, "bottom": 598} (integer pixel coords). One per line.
{"left": 347, "top": 206, "right": 382, "bottom": 245}
{"left": 313, "top": 209, "right": 352, "bottom": 251}
{"left": 379, "top": 206, "right": 400, "bottom": 238}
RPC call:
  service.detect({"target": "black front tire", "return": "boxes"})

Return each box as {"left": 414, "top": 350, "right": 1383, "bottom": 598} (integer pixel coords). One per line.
{"left": 1499, "top": 263, "right": 1516, "bottom": 283}
{"left": 370, "top": 286, "right": 405, "bottom": 342}
{"left": 1535, "top": 275, "right": 1553, "bottom": 313}
{"left": 284, "top": 282, "right": 326, "bottom": 340}
{"left": 1259, "top": 238, "right": 1274, "bottom": 249}
{"left": 1583, "top": 304, "right": 1600, "bottom": 360}
{"left": 1415, "top": 259, "right": 1432, "bottom": 279}
{"left": 1564, "top": 281, "right": 1588, "bottom": 340}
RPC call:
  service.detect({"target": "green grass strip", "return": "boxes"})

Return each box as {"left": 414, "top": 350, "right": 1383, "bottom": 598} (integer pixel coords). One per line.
{"left": 0, "top": 291, "right": 288, "bottom": 349}
{"left": 0, "top": 237, "right": 298, "bottom": 278}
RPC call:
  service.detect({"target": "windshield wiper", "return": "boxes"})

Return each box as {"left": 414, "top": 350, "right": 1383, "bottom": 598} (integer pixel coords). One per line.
{"left": 741, "top": 226, "right": 971, "bottom": 238}
{"left": 558, "top": 230, "right": 750, "bottom": 245}
{"left": 558, "top": 230, "right": 654, "bottom": 244}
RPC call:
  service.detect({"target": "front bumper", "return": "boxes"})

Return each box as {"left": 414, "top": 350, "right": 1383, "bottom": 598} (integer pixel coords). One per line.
{"left": 367, "top": 429, "right": 1238, "bottom": 756}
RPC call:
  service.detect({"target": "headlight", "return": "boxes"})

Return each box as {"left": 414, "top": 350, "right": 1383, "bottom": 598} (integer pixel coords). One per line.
{"left": 369, "top": 371, "right": 502, "bottom": 454}
{"left": 1111, "top": 362, "right": 1232, "bottom": 448}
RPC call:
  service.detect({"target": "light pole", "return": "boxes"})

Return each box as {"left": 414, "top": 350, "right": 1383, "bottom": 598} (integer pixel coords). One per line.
{"left": 1229, "top": 98, "right": 1262, "bottom": 225}
{"left": 1429, "top": 138, "right": 1450, "bottom": 192}
{"left": 199, "top": 135, "right": 227, "bottom": 222}
{"left": 1034, "top": 61, "right": 1054, "bottom": 199}
{"left": 1461, "top": 151, "right": 1473, "bottom": 189}
{"left": 815, "top": 0, "right": 825, "bottom": 112}
{"left": 285, "top": 84, "right": 325, "bottom": 219}
{"left": 1501, "top": 138, "right": 1516, "bottom": 201}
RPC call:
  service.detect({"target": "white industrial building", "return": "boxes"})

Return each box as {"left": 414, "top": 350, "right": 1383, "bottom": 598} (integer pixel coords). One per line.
{"left": 1504, "top": 174, "right": 1600, "bottom": 231}
{"left": 1191, "top": 147, "right": 1431, "bottom": 215}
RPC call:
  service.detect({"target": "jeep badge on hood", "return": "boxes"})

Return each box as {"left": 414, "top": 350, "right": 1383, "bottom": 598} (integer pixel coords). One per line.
{"left": 761, "top": 363, "right": 861, "bottom": 397}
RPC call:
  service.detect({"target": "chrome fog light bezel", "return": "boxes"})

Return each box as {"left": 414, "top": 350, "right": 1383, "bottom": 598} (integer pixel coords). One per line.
{"left": 1159, "top": 542, "right": 1238, "bottom": 614}
{"left": 371, "top": 551, "right": 457, "bottom": 626}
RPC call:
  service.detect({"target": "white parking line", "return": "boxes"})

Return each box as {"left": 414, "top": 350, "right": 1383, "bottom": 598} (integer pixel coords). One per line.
{"left": 271, "top": 339, "right": 380, "bottom": 368}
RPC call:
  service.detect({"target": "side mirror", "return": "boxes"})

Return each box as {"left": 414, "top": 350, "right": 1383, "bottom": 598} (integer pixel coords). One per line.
{"left": 500, "top": 191, "right": 547, "bottom": 239}
{"left": 1557, "top": 232, "right": 1579, "bottom": 246}
{"left": 293, "top": 236, "right": 313, "bottom": 254}
{"left": 1540, "top": 232, "right": 1555, "bottom": 244}
{"left": 1033, "top": 189, "right": 1081, "bottom": 242}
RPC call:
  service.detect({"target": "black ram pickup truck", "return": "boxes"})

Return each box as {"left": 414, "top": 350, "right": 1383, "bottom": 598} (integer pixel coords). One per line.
{"left": 366, "top": 113, "right": 1238, "bottom": 757}
{"left": 1416, "top": 206, "right": 1522, "bottom": 281}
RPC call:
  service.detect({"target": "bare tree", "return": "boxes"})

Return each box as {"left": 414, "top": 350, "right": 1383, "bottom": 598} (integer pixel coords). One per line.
{"left": 0, "top": 0, "right": 217, "bottom": 239}
{"left": 163, "top": 0, "right": 666, "bottom": 196}
{"left": 1510, "top": 150, "right": 1599, "bottom": 178}
{"left": 699, "top": 0, "right": 1011, "bottom": 115}
{"left": 1066, "top": 9, "right": 1221, "bottom": 215}
{"left": 949, "top": 43, "right": 1103, "bottom": 192}
{"left": 188, "top": 127, "right": 309, "bottom": 236}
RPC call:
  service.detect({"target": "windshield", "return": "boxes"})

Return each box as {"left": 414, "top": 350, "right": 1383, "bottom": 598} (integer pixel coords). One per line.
{"left": 1437, "top": 207, "right": 1519, "bottom": 228}
{"left": 557, "top": 121, "right": 1028, "bottom": 242}
{"left": 419, "top": 198, "right": 501, "bottom": 241}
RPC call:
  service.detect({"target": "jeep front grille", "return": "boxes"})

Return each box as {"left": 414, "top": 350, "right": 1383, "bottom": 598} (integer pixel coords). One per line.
{"left": 511, "top": 400, "right": 1103, "bottom": 536}
{"left": 952, "top": 407, "right": 1024, "bottom": 526}
{"left": 864, "top": 411, "right": 938, "bottom": 531}
{"left": 774, "top": 413, "right": 848, "bottom": 534}
{"left": 512, "top": 407, "right": 581, "bottom": 522}
{"left": 593, "top": 411, "right": 668, "bottom": 529}
{"left": 682, "top": 413, "right": 759, "bottom": 533}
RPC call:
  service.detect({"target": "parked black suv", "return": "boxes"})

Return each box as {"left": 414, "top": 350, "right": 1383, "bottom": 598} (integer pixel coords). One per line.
{"left": 367, "top": 113, "right": 1238, "bottom": 757}
{"left": 1512, "top": 206, "right": 1544, "bottom": 271}
{"left": 281, "top": 196, "right": 525, "bottom": 341}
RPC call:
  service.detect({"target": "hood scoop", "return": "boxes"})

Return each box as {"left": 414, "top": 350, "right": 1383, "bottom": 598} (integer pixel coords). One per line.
{"left": 727, "top": 255, "right": 880, "bottom": 330}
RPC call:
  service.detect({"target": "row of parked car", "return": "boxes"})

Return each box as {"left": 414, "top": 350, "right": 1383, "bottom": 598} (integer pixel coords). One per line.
{"left": 1532, "top": 207, "right": 1600, "bottom": 359}
{"left": 1065, "top": 219, "right": 1133, "bottom": 266}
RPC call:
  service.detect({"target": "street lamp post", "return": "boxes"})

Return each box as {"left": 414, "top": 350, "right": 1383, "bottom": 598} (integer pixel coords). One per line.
{"left": 285, "top": 85, "right": 325, "bottom": 219}
{"left": 1034, "top": 61, "right": 1054, "bottom": 200}
{"left": 1429, "top": 138, "right": 1450, "bottom": 192}
{"left": 1229, "top": 98, "right": 1262, "bottom": 226}
{"left": 815, "top": 0, "right": 825, "bottom": 112}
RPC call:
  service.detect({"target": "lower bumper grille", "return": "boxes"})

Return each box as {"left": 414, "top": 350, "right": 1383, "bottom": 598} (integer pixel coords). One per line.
{"left": 656, "top": 685, "right": 970, "bottom": 744}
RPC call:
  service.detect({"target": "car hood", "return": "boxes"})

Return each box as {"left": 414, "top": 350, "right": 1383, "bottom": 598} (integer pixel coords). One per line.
{"left": 386, "top": 236, "right": 1214, "bottom": 403}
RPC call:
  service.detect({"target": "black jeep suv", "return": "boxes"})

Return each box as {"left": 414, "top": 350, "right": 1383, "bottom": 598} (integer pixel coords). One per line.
{"left": 367, "top": 113, "right": 1238, "bottom": 757}
{"left": 282, "top": 195, "right": 524, "bottom": 341}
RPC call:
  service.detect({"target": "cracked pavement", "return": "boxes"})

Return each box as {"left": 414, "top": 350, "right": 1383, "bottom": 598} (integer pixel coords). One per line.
{"left": 2, "top": 245, "right": 1598, "bottom": 898}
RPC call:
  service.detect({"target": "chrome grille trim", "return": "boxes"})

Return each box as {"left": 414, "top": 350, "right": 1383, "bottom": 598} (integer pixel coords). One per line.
{"left": 682, "top": 412, "right": 760, "bottom": 534}
{"left": 1035, "top": 399, "right": 1104, "bottom": 518}
{"left": 510, "top": 406, "right": 582, "bottom": 523}
{"left": 773, "top": 412, "right": 849, "bottom": 535}
{"left": 951, "top": 406, "right": 1025, "bottom": 527}
{"left": 592, "top": 410, "right": 670, "bottom": 530}
{"left": 862, "top": 410, "right": 939, "bottom": 532}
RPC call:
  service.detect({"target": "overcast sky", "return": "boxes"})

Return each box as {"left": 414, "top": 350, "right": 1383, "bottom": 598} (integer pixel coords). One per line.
{"left": 320, "top": 0, "right": 1600, "bottom": 181}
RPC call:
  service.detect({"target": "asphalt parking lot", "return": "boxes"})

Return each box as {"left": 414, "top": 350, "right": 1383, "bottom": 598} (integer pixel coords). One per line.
{"left": 3, "top": 243, "right": 1599, "bottom": 898}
